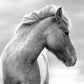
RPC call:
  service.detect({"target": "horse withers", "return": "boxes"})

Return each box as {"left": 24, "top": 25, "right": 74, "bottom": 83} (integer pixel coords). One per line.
{"left": 0, "top": 5, "right": 77, "bottom": 84}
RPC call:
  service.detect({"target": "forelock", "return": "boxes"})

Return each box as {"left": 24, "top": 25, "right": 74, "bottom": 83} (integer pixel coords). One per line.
{"left": 62, "top": 14, "right": 72, "bottom": 31}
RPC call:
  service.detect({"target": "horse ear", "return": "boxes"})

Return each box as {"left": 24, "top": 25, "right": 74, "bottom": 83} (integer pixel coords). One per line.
{"left": 56, "top": 7, "right": 62, "bottom": 19}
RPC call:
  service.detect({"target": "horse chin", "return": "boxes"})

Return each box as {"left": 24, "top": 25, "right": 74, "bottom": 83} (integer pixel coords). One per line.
{"left": 64, "top": 61, "right": 73, "bottom": 67}
{"left": 64, "top": 59, "right": 76, "bottom": 67}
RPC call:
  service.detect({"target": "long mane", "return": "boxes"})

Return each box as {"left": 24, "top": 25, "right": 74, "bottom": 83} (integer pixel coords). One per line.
{"left": 16, "top": 4, "right": 71, "bottom": 33}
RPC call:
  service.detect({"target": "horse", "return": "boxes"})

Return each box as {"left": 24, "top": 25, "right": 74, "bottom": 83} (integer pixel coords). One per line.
{"left": 0, "top": 4, "right": 77, "bottom": 84}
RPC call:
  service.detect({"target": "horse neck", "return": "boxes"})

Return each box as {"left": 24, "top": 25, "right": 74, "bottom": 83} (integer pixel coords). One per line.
{"left": 20, "top": 17, "right": 52, "bottom": 64}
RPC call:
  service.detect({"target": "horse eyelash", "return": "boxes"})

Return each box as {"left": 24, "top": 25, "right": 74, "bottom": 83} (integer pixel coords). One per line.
{"left": 64, "top": 30, "right": 69, "bottom": 35}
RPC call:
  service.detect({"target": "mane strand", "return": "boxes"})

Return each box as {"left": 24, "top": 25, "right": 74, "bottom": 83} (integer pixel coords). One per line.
{"left": 22, "top": 4, "right": 59, "bottom": 24}
{"left": 16, "top": 4, "right": 71, "bottom": 33}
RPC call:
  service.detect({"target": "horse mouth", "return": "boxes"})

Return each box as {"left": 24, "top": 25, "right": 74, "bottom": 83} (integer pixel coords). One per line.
{"left": 64, "top": 61, "right": 75, "bottom": 67}
{"left": 64, "top": 56, "right": 77, "bottom": 67}
{"left": 55, "top": 49, "right": 77, "bottom": 67}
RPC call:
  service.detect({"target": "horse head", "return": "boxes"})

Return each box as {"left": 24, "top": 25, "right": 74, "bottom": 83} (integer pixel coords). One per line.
{"left": 44, "top": 7, "right": 77, "bottom": 66}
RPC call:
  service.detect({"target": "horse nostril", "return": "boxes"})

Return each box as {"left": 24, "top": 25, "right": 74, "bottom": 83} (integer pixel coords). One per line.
{"left": 71, "top": 56, "right": 77, "bottom": 66}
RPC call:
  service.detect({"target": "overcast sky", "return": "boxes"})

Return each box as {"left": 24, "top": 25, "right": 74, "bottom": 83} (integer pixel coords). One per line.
{"left": 0, "top": 0, "right": 84, "bottom": 84}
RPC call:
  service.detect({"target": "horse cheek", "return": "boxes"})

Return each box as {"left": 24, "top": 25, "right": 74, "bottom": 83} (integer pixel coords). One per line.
{"left": 46, "top": 34, "right": 57, "bottom": 49}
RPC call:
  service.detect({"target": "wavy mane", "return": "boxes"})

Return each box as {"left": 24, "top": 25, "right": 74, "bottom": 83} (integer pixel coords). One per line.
{"left": 22, "top": 4, "right": 59, "bottom": 24}
{"left": 16, "top": 4, "right": 71, "bottom": 33}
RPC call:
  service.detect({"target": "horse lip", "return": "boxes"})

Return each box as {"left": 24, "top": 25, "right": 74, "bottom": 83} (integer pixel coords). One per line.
{"left": 65, "top": 56, "right": 77, "bottom": 67}
{"left": 65, "top": 62, "right": 75, "bottom": 67}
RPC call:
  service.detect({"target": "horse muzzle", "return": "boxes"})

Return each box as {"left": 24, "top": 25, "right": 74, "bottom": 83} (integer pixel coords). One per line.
{"left": 65, "top": 55, "right": 77, "bottom": 67}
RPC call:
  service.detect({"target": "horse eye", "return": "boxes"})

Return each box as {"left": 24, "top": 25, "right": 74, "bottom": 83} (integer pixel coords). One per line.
{"left": 64, "top": 30, "right": 69, "bottom": 35}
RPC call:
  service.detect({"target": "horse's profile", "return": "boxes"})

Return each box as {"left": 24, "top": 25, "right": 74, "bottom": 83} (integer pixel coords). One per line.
{"left": 0, "top": 5, "right": 77, "bottom": 84}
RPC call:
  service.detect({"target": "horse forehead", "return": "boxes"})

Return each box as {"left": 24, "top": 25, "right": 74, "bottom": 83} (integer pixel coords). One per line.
{"left": 50, "top": 16, "right": 69, "bottom": 31}
{"left": 62, "top": 16, "right": 70, "bottom": 30}
{"left": 57, "top": 19, "right": 69, "bottom": 33}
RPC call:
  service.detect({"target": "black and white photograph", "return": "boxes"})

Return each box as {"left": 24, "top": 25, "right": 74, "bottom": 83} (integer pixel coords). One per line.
{"left": 0, "top": 0, "right": 84, "bottom": 84}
